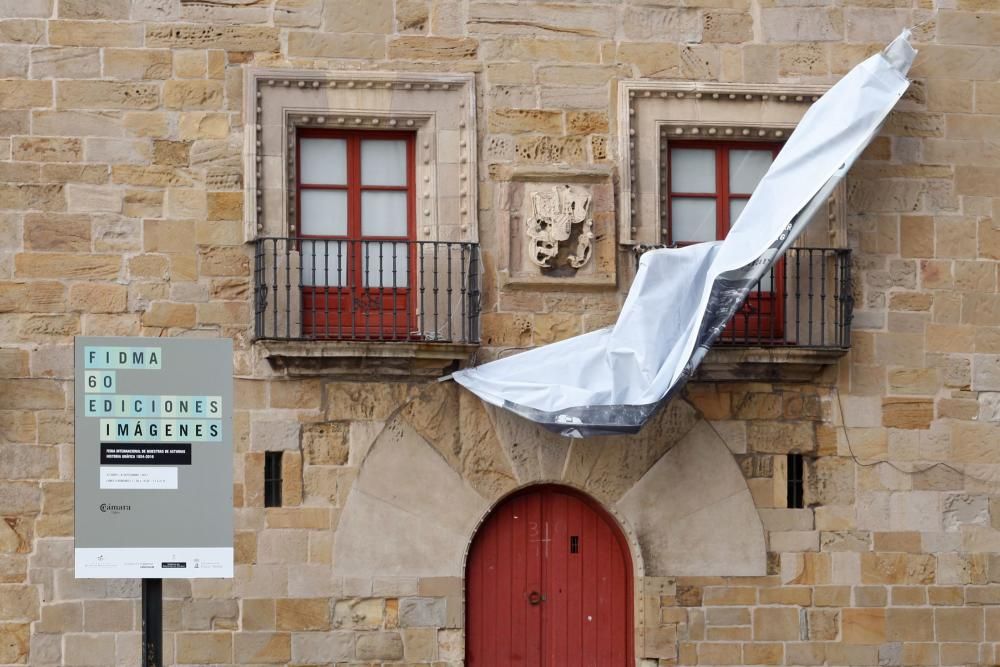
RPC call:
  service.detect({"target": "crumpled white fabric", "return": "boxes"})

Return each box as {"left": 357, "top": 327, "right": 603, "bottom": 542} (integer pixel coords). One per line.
{"left": 452, "top": 31, "right": 917, "bottom": 437}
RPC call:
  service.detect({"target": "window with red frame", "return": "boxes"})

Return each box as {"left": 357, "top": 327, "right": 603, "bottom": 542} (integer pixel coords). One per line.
{"left": 296, "top": 130, "right": 416, "bottom": 339}
{"left": 666, "top": 141, "right": 780, "bottom": 245}
{"left": 667, "top": 141, "right": 785, "bottom": 340}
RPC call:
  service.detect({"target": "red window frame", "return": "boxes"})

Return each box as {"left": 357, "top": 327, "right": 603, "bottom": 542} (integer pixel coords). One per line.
{"left": 665, "top": 140, "right": 782, "bottom": 245}
{"left": 295, "top": 128, "right": 417, "bottom": 340}
{"left": 666, "top": 140, "right": 786, "bottom": 341}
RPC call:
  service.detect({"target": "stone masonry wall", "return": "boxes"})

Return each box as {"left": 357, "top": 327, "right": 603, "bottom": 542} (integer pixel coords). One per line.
{"left": 2, "top": 0, "right": 1000, "bottom": 665}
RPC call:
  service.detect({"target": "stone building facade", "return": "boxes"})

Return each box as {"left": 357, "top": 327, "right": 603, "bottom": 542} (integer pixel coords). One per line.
{"left": 2, "top": 0, "right": 1000, "bottom": 665}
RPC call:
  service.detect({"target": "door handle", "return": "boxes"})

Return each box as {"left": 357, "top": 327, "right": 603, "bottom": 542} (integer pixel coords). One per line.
{"left": 527, "top": 591, "right": 545, "bottom": 605}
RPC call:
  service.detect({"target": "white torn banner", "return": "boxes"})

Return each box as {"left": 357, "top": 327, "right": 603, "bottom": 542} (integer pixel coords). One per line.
{"left": 453, "top": 31, "right": 917, "bottom": 437}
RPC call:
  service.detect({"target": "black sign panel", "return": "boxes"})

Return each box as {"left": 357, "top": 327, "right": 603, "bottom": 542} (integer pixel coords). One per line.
{"left": 100, "top": 443, "right": 192, "bottom": 466}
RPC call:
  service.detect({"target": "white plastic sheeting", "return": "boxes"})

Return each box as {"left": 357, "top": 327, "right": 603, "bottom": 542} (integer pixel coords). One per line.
{"left": 453, "top": 31, "right": 917, "bottom": 437}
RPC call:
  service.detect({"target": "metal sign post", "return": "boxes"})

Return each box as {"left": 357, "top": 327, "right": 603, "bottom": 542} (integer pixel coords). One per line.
{"left": 141, "top": 578, "right": 162, "bottom": 667}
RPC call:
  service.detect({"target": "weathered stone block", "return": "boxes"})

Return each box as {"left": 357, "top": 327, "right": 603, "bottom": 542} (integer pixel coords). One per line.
{"left": 264, "top": 507, "right": 329, "bottom": 530}
{"left": 355, "top": 631, "right": 404, "bottom": 660}
{"left": 173, "top": 50, "right": 207, "bottom": 78}
{"left": 68, "top": 284, "right": 127, "bottom": 314}
{"left": 805, "top": 456, "right": 854, "bottom": 506}
{"left": 122, "top": 111, "right": 169, "bottom": 137}
{"left": 751, "top": 606, "right": 799, "bottom": 641}
{"left": 302, "top": 422, "right": 349, "bottom": 466}
{"left": 0, "top": 80, "right": 51, "bottom": 109}
{"left": 56, "top": 81, "right": 157, "bottom": 110}
{"left": 164, "top": 80, "right": 224, "bottom": 110}
{"left": 0, "top": 281, "right": 65, "bottom": 313}
{"left": 206, "top": 191, "right": 242, "bottom": 220}
{"left": 240, "top": 599, "right": 273, "bottom": 631}
{"left": 332, "top": 598, "right": 384, "bottom": 630}
{"left": 703, "top": 11, "right": 752, "bottom": 43}
{"left": 141, "top": 302, "right": 195, "bottom": 329}
{"left": 64, "top": 633, "right": 115, "bottom": 666}
{"left": 951, "top": 421, "right": 1000, "bottom": 464}
{"left": 622, "top": 6, "right": 700, "bottom": 41}
{"left": 175, "top": 632, "right": 233, "bottom": 664}
{"left": 326, "top": 382, "right": 415, "bottom": 421}
{"left": 761, "top": 7, "right": 843, "bottom": 41}
{"left": 398, "top": 597, "right": 446, "bottom": 627}
{"left": 287, "top": 31, "right": 385, "bottom": 59}
{"left": 0, "top": 19, "right": 45, "bottom": 43}
{"left": 233, "top": 631, "right": 291, "bottom": 664}
{"left": 49, "top": 20, "right": 142, "bottom": 47}
{"left": 199, "top": 246, "right": 249, "bottom": 276}
{"left": 103, "top": 48, "right": 172, "bottom": 80}
{"left": 881, "top": 397, "right": 932, "bottom": 429}
{"left": 748, "top": 421, "right": 815, "bottom": 454}
{"left": 0, "top": 444, "right": 58, "bottom": 480}
{"left": 935, "top": 607, "right": 984, "bottom": 642}
{"left": 58, "top": 0, "right": 128, "bottom": 19}
{"left": 31, "top": 47, "right": 99, "bottom": 78}
{"left": 250, "top": 420, "right": 300, "bottom": 452}
{"left": 275, "top": 598, "right": 330, "bottom": 631}
{"left": 841, "top": 607, "right": 885, "bottom": 644}
{"left": 79, "top": 600, "right": 132, "bottom": 632}
{"left": 323, "top": 0, "right": 392, "bottom": 33}
{"left": 488, "top": 108, "right": 562, "bottom": 134}
{"left": 291, "top": 630, "right": 354, "bottom": 663}
{"left": 145, "top": 23, "right": 279, "bottom": 50}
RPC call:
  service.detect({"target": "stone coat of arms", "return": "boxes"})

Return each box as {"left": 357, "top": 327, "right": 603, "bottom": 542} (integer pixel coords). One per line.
{"left": 524, "top": 184, "right": 594, "bottom": 269}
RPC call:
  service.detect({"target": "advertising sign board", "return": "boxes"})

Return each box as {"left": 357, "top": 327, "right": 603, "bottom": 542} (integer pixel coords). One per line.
{"left": 74, "top": 337, "right": 233, "bottom": 578}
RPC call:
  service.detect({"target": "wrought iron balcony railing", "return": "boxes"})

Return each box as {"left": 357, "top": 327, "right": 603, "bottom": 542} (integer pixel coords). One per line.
{"left": 634, "top": 246, "right": 853, "bottom": 349}
{"left": 254, "top": 237, "right": 480, "bottom": 344}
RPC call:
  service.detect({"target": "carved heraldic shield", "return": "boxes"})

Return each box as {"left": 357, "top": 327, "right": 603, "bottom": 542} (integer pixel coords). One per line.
{"left": 525, "top": 185, "right": 594, "bottom": 269}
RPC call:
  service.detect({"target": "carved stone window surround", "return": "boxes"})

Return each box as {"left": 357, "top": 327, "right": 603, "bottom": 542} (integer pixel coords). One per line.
{"left": 244, "top": 69, "right": 478, "bottom": 244}
{"left": 618, "top": 80, "right": 846, "bottom": 249}
{"left": 245, "top": 70, "right": 479, "bottom": 373}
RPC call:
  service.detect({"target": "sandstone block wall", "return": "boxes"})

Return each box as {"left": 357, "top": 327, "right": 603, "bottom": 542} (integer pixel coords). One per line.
{"left": 2, "top": 0, "right": 1000, "bottom": 665}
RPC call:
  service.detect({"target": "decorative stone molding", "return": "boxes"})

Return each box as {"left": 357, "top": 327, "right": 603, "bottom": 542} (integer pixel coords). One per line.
{"left": 617, "top": 80, "right": 846, "bottom": 248}
{"left": 494, "top": 165, "right": 617, "bottom": 290}
{"left": 244, "top": 69, "right": 477, "bottom": 243}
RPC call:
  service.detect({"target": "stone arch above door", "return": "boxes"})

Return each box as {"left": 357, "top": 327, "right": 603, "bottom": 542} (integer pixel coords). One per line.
{"left": 332, "top": 383, "right": 766, "bottom": 579}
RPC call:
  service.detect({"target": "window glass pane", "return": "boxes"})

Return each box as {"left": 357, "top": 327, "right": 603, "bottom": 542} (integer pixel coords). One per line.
{"left": 361, "top": 139, "right": 407, "bottom": 186}
{"left": 363, "top": 242, "right": 409, "bottom": 288}
{"left": 300, "top": 138, "right": 346, "bottom": 185}
{"left": 362, "top": 190, "right": 408, "bottom": 236}
{"left": 730, "top": 198, "right": 748, "bottom": 227}
{"left": 300, "top": 240, "right": 347, "bottom": 287}
{"left": 300, "top": 190, "right": 347, "bottom": 236}
{"left": 671, "top": 198, "right": 717, "bottom": 243}
{"left": 670, "top": 148, "right": 716, "bottom": 193}
{"left": 729, "top": 149, "right": 773, "bottom": 194}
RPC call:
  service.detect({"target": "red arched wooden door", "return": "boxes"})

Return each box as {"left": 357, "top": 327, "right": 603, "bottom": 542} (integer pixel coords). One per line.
{"left": 466, "top": 485, "right": 633, "bottom": 666}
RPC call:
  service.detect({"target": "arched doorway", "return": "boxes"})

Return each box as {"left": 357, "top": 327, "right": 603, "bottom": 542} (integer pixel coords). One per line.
{"left": 466, "top": 485, "right": 633, "bottom": 666}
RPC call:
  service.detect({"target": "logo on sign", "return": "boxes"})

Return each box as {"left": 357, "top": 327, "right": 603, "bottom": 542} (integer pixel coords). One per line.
{"left": 99, "top": 503, "right": 131, "bottom": 514}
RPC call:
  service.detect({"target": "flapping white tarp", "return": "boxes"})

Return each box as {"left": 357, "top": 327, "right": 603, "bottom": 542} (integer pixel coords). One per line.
{"left": 453, "top": 31, "right": 917, "bottom": 437}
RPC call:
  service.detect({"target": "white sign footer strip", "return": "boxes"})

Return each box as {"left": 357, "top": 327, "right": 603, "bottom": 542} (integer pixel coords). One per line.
{"left": 75, "top": 547, "right": 233, "bottom": 578}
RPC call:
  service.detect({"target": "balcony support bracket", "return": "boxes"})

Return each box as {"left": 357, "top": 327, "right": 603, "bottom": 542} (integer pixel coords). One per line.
{"left": 256, "top": 340, "right": 478, "bottom": 379}
{"left": 694, "top": 347, "right": 847, "bottom": 382}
